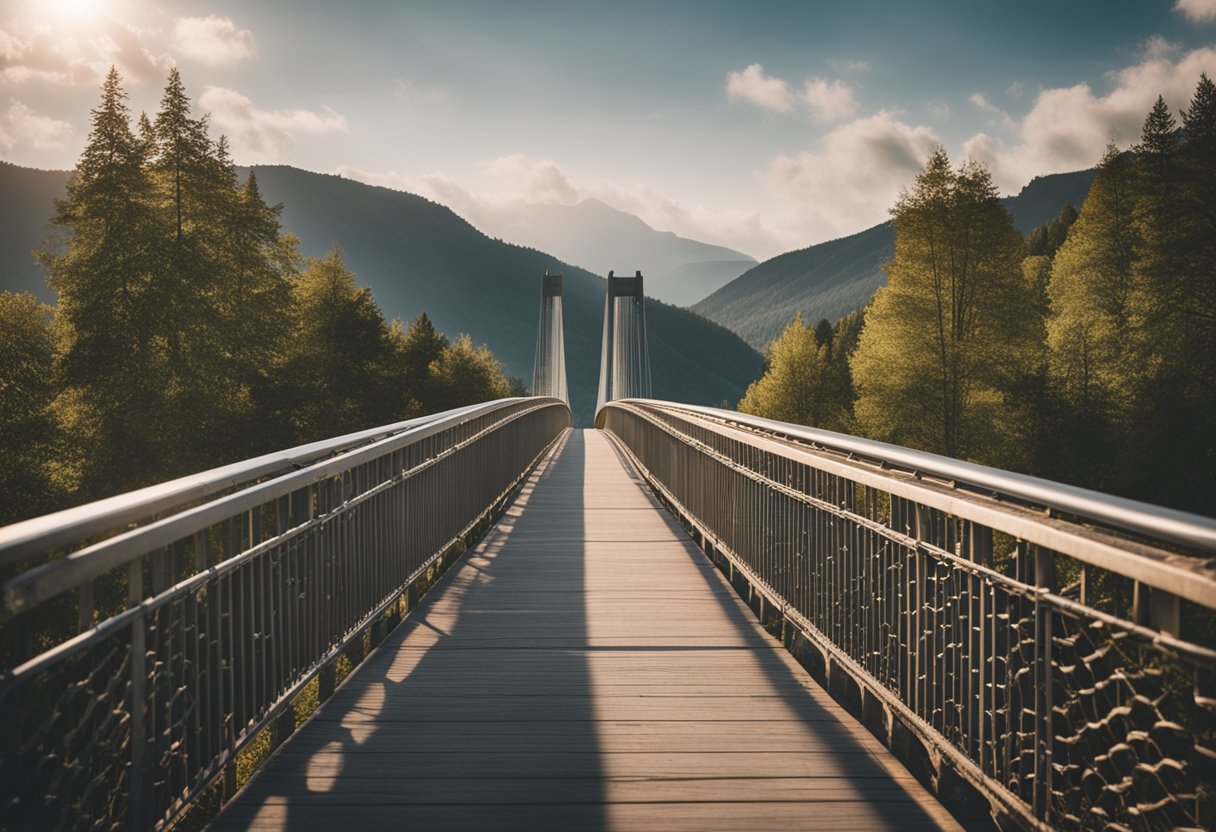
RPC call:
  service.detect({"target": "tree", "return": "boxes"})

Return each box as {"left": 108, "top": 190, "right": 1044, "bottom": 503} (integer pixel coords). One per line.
{"left": 1045, "top": 145, "right": 1139, "bottom": 432}
{"left": 392, "top": 313, "right": 448, "bottom": 415}
{"left": 283, "top": 247, "right": 399, "bottom": 441}
{"left": 850, "top": 149, "right": 1039, "bottom": 464}
{"left": 1026, "top": 203, "right": 1079, "bottom": 258}
{"left": 39, "top": 67, "right": 168, "bottom": 497}
{"left": 738, "top": 314, "right": 850, "bottom": 430}
{"left": 429, "top": 334, "right": 513, "bottom": 411}
{"left": 0, "top": 293, "right": 62, "bottom": 525}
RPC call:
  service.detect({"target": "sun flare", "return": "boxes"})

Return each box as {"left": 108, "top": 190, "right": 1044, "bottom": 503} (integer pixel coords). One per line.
{"left": 47, "top": 0, "right": 104, "bottom": 22}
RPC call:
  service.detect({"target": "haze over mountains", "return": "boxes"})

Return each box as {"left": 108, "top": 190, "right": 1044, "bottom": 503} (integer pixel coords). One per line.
{"left": 0, "top": 161, "right": 760, "bottom": 426}
{"left": 693, "top": 167, "right": 1097, "bottom": 350}
{"left": 0, "top": 158, "right": 1096, "bottom": 420}
{"left": 442, "top": 196, "right": 757, "bottom": 306}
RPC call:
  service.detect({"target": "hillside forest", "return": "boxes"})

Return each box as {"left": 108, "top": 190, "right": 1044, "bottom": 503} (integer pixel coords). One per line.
{"left": 740, "top": 74, "right": 1216, "bottom": 516}
{"left": 0, "top": 68, "right": 522, "bottom": 526}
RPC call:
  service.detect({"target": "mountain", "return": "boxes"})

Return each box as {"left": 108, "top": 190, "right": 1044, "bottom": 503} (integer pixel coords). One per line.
{"left": 692, "top": 167, "right": 1098, "bottom": 351}
{"left": 0, "top": 162, "right": 761, "bottom": 426}
{"left": 466, "top": 197, "right": 757, "bottom": 306}
{"left": 0, "top": 162, "right": 69, "bottom": 303}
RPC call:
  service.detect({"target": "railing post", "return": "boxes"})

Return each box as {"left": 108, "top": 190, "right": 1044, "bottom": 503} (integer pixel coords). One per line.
{"left": 1032, "top": 545, "right": 1054, "bottom": 822}
{"left": 127, "top": 560, "right": 147, "bottom": 831}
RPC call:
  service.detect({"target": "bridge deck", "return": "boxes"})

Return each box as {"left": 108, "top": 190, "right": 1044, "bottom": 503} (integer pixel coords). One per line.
{"left": 213, "top": 429, "right": 961, "bottom": 831}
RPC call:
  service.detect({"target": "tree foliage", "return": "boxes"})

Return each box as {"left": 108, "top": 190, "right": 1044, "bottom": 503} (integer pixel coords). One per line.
{"left": 0, "top": 293, "right": 62, "bottom": 525}
{"left": 2, "top": 68, "right": 518, "bottom": 522}
{"left": 738, "top": 314, "right": 851, "bottom": 431}
{"left": 850, "top": 149, "right": 1040, "bottom": 463}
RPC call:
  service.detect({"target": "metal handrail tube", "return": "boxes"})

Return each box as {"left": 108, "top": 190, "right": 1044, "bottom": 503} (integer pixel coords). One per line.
{"left": 629, "top": 400, "right": 1216, "bottom": 554}
{"left": 0, "top": 397, "right": 571, "bottom": 832}
{"left": 599, "top": 399, "right": 1216, "bottom": 831}
{"left": 1, "top": 399, "right": 556, "bottom": 616}
{"left": 0, "top": 400, "right": 496, "bottom": 569}
{"left": 607, "top": 401, "right": 1216, "bottom": 607}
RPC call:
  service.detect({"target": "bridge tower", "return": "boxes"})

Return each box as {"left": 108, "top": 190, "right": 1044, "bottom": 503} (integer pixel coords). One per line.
{"left": 531, "top": 271, "right": 569, "bottom": 404}
{"left": 596, "top": 270, "right": 652, "bottom": 413}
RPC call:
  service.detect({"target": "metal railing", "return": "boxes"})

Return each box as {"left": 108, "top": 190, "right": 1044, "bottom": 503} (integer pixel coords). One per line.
{"left": 598, "top": 399, "right": 1216, "bottom": 831}
{"left": 0, "top": 397, "right": 571, "bottom": 831}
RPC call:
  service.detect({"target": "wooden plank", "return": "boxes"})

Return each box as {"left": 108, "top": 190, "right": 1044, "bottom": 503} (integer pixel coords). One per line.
{"left": 212, "top": 430, "right": 962, "bottom": 832}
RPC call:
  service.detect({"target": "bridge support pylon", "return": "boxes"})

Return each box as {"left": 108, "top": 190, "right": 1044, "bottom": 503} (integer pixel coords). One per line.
{"left": 596, "top": 270, "right": 652, "bottom": 413}
{"left": 532, "top": 271, "right": 569, "bottom": 404}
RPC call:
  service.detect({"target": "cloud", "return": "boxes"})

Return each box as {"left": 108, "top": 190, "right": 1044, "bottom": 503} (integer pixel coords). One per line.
{"left": 482, "top": 154, "right": 580, "bottom": 204}
{"left": 0, "top": 20, "right": 168, "bottom": 85}
{"left": 0, "top": 99, "right": 73, "bottom": 153}
{"left": 727, "top": 65, "right": 858, "bottom": 123}
{"left": 200, "top": 86, "right": 347, "bottom": 163}
{"left": 1006, "top": 81, "right": 1025, "bottom": 99}
{"left": 765, "top": 111, "right": 940, "bottom": 241}
{"left": 172, "top": 16, "right": 255, "bottom": 66}
{"left": 969, "top": 91, "right": 1016, "bottom": 128}
{"left": 1176, "top": 0, "right": 1216, "bottom": 23}
{"left": 961, "top": 44, "right": 1216, "bottom": 192}
{"left": 726, "top": 64, "right": 794, "bottom": 113}
{"left": 801, "top": 78, "right": 858, "bottom": 122}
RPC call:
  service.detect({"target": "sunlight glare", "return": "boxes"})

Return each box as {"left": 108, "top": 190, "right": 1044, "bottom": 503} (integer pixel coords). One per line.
{"left": 48, "top": 0, "right": 103, "bottom": 22}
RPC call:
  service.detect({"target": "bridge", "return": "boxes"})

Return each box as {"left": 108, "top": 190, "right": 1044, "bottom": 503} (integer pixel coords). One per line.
{"left": 1, "top": 271, "right": 1215, "bottom": 831}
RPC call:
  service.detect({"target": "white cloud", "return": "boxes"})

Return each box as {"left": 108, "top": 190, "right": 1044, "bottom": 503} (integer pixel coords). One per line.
{"left": 0, "top": 99, "right": 73, "bottom": 153}
{"left": 1176, "top": 0, "right": 1216, "bottom": 23}
{"left": 801, "top": 78, "right": 858, "bottom": 122}
{"left": 200, "top": 86, "right": 347, "bottom": 163}
{"left": 969, "top": 91, "right": 1016, "bottom": 129}
{"left": 727, "top": 65, "right": 858, "bottom": 123}
{"left": 726, "top": 64, "right": 794, "bottom": 113}
{"left": 0, "top": 21, "right": 168, "bottom": 85}
{"left": 827, "top": 58, "right": 870, "bottom": 74}
{"left": 1007, "top": 81, "right": 1025, "bottom": 99}
{"left": 962, "top": 44, "right": 1216, "bottom": 192}
{"left": 765, "top": 111, "right": 940, "bottom": 242}
{"left": 482, "top": 154, "right": 580, "bottom": 204}
{"left": 172, "top": 16, "right": 255, "bottom": 66}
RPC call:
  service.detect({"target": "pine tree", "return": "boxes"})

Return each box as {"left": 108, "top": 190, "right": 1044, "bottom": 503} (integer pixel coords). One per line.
{"left": 38, "top": 67, "right": 168, "bottom": 496}
{"left": 394, "top": 313, "right": 448, "bottom": 414}
{"left": 284, "top": 247, "right": 399, "bottom": 441}
{"left": 850, "top": 149, "right": 1039, "bottom": 463}
{"left": 0, "top": 293, "right": 62, "bottom": 524}
{"left": 738, "top": 314, "right": 850, "bottom": 430}
{"left": 430, "top": 334, "right": 513, "bottom": 411}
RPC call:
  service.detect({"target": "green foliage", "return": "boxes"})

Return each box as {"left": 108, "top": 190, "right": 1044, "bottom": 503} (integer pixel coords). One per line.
{"left": 1026, "top": 203, "right": 1079, "bottom": 257}
{"left": 738, "top": 314, "right": 851, "bottom": 431}
{"left": 0, "top": 293, "right": 62, "bottom": 525}
{"left": 429, "top": 333, "right": 513, "bottom": 411}
{"left": 1, "top": 68, "right": 519, "bottom": 523}
{"left": 851, "top": 149, "right": 1040, "bottom": 464}
{"left": 281, "top": 247, "right": 400, "bottom": 442}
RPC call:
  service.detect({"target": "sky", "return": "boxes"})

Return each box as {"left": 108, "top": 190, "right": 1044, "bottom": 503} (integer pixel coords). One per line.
{"left": 2, "top": 0, "right": 1215, "bottom": 261}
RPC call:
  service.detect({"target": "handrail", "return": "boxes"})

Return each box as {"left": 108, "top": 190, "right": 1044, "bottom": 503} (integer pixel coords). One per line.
{"left": 0, "top": 400, "right": 495, "bottom": 568}
{"left": 0, "top": 397, "right": 572, "bottom": 832}
{"left": 611, "top": 399, "right": 1216, "bottom": 555}
{"left": 599, "top": 399, "right": 1216, "bottom": 831}
{"left": 1, "top": 398, "right": 556, "bottom": 617}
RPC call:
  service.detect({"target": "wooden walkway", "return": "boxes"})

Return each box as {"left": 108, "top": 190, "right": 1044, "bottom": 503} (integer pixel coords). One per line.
{"left": 212, "top": 430, "right": 961, "bottom": 831}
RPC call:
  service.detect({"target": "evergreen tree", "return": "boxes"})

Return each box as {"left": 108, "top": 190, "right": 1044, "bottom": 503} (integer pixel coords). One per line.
{"left": 38, "top": 67, "right": 168, "bottom": 496}
{"left": 738, "top": 314, "right": 850, "bottom": 430}
{"left": 394, "top": 313, "right": 448, "bottom": 415}
{"left": 0, "top": 293, "right": 62, "bottom": 524}
{"left": 283, "top": 247, "right": 399, "bottom": 441}
{"left": 1045, "top": 145, "right": 1139, "bottom": 438}
{"left": 850, "top": 149, "right": 1039, "bottom": 463}
{"left": 430, "top": 334, "right": 513, "bottom": 411}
